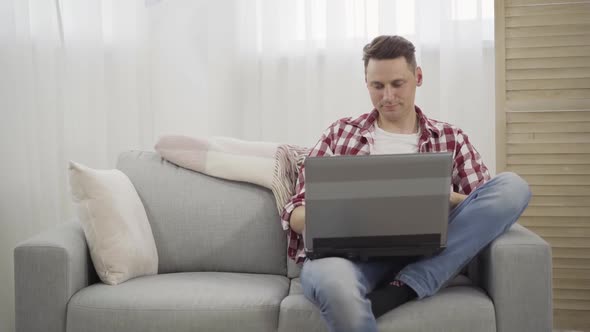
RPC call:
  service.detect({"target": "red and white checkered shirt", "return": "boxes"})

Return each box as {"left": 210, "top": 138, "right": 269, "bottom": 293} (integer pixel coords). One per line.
{"left": 281, "top": 106, "right": 491, "bottom": 263}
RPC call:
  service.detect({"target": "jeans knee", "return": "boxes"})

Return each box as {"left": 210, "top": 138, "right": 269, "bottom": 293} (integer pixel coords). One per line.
{"left": 494, "top": 172, "right": 532, "bottom": 218}
{"left": 301, "top": 258, "right": 363, "bottom": 302}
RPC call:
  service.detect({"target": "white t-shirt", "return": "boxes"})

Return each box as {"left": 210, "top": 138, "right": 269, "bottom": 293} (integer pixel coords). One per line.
{"left": 370, "top": 122, "right": 420, "bottom": 155}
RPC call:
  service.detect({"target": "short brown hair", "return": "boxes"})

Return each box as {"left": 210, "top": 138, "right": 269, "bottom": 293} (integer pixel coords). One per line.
{"left": 362, "top": 35, "right": 417, "bottom": 72}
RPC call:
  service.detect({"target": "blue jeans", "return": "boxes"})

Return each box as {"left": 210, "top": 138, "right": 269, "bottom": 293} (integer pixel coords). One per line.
{"left": 300, "top": 172, "right": 532, "bottom": 332}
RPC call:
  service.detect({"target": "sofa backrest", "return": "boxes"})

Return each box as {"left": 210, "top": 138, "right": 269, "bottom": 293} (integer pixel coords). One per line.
{"left": 117, "top": 151, "right": 287, "bottom": 276}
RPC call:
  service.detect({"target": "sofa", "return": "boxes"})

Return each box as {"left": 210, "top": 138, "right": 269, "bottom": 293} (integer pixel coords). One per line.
{"left": 14, "top": 150, "right": 553, "bottom": 332}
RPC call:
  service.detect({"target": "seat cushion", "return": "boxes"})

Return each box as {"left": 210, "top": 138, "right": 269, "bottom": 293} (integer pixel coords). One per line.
{"left": 279, "top": 276, "right": 496, "bottom": 332}
{"left": 67, "top": 272, "right": 289, "bottom": 332}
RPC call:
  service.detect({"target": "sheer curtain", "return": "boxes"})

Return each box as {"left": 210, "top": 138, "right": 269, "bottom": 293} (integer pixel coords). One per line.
{"left": 0, "top": 0, "right": 494, "bottom": 330}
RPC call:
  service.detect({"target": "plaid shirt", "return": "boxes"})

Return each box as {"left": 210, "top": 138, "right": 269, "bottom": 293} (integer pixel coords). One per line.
{"left": 281, "top": 106, "right": 491, "bottom": 263}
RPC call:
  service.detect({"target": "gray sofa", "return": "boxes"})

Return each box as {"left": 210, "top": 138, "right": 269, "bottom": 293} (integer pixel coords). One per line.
{"left": 15, "top": 151, "right": 553, "bottom": 332}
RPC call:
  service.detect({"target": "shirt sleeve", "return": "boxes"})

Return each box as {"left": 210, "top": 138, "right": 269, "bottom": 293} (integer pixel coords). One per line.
{"left": 280, "top": 125, "right": 335, "bottom": 262}
{"left": 451, "top": 130, "right": 491, "bottom": 195}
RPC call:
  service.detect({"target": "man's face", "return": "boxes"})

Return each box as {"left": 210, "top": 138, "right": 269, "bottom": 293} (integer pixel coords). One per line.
{"left": 365, "top": 57, "right": 422, "bottom": 124}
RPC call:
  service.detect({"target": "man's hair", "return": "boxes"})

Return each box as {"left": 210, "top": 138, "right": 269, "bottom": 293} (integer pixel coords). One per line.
{"left": 362, "top": 35, "right": 417, "bottom": 72}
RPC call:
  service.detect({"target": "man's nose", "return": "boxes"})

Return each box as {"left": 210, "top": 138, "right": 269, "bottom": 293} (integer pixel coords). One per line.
{"left": 383, "top": 85, "right": 395, "bottom": 100}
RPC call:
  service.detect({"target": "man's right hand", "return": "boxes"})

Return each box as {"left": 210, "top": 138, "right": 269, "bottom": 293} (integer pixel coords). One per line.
{"left": 290, "top": 206, "right": 306, "bottom": 234}
{"left": 450, "top": 192, "right": 467, "bottom": 209}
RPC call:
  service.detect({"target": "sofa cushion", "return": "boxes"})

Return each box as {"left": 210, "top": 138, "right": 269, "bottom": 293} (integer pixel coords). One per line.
{"left": 116, "top": 151, "right": 287, "bottom": 275}
{"left": 279, "top": 277, "right": 495, "bottom": 332}
{"left": 67, "top": 272, "right": 290, "bottom": 332}
{"left": 279, "top": 293, "right": 326, "bottom": 332}
{"left": 286, "top": 275, "right": 473, "bottom": 297}
{"left": 287, "top": 257, "right": 302, "bottom": 278}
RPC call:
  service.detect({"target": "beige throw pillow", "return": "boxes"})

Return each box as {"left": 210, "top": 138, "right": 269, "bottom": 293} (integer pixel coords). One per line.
{"left": 68, "top": 161, "right": 158, "bottom": 285}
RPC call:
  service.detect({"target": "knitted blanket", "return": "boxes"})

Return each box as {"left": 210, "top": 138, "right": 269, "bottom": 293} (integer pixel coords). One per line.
{"left": 155, "top": 135, "right": 309, "bottom": 213}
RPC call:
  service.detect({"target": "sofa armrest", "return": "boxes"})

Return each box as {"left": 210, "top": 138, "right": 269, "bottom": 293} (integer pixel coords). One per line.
{"left": 14, "top": 221, "right": 96, "bottom": 332}
{"left": 469, "top": 223, "right": 553, "bottom": 332}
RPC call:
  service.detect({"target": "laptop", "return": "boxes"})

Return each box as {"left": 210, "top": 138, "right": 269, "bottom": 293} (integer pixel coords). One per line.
{"left": 304, "top": 152, "right": 453, "bottom": 260}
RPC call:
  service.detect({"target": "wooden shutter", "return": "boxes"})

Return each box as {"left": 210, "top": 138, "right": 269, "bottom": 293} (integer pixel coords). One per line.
{"left": 496, "top": 0, "right": 590, "bottom": 330}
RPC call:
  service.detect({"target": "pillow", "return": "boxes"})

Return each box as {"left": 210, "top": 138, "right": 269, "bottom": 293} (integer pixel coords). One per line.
{"left": 68, "top": 161, "right": 158, "bottom": 285}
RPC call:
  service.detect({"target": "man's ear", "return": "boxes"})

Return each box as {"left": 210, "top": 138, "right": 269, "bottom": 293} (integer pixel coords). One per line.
{"left": 415, "top": 66, "right": 423, "bottom": 86}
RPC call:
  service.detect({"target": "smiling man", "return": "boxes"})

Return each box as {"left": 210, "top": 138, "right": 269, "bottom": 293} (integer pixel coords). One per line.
{"left": 281, "top": 35, "right": 532, "bottom": 332}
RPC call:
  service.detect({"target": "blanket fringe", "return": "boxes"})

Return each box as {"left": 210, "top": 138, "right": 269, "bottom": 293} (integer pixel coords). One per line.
{"left": 271, "top": 145, "right": 309, "bottom": 214}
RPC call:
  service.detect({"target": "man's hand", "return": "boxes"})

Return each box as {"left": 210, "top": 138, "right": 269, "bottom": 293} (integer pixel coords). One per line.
{"left": 290, "top": 206, "right": 306, "bottom": 234}
{"left": 450, "top": 192, "right": 467, "bottom": 209}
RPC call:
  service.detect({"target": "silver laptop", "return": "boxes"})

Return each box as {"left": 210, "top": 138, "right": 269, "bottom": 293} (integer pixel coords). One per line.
{"left": 304, "top": 152, "right": 453, "bottom": 260}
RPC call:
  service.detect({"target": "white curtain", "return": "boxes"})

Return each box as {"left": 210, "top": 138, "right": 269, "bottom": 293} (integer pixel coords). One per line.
{"left": 0, "top": 0, "right": 494, "bottom": 330}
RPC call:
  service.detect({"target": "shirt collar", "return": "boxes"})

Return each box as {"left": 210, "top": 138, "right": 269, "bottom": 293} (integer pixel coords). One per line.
{"left": 346, "top": 106, "right": 442, "bottom": 139}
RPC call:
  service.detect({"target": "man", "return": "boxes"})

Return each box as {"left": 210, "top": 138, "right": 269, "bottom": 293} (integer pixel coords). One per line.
{"left": 280, "top": 35, "right": 532, "bottom": 332}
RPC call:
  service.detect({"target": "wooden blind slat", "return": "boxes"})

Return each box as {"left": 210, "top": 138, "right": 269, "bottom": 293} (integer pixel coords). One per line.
{"left": 507, "top": 122, "right": 590, "bottom": 133}
{"left": 520, "top": 216, "right": 590, "bottom": 227}
{"left": 507, "top": 46, "right": 590, "bottom": 59}
{"left": 507, "top": 132, "right": 590, "bottom": 143}
{"left": 532, "top": 196, "right": 590, "bottom": 207}
{"left": 554, "top": 259, "right": 590, "bottom": 270}
{"left": 523, "top": 206, "right": 590, "bottom": 217}
{"left": 507, "top": 111, "right": 590, "bottom": 123}
{"left": 554, "top": 278, "right": 590, "bottom": 290}
{"left": 544, "top": 236, "right": 590, "bottom": 249}
{"left": 529, "top": 185, "right": 590, "bottom": 196}
{"left": 528, "top": 226, "right": 590, "bottom": 237}
{"left": 507, "top": 0, "right": 590, "bottom": 6}
{"left": 509, "top": 154, "right": 590, "bottom": 164}
{"left": 507, "top": 35, "right": 590, "bottom": 48}
{"left": 506, "top": 13, "right": 590, "bottom": 27}
{"left": 509, "top": 164, "right": 590, "bottom": 175}
{"left": 554, "top": 268, "right": 590, "bottom": 279}
{"left": 507, "top": 144, "right": 590, "bottom": 154}
{"left": 507, "top": 98, "right": 590, "bottom": 111}
{"left": 555, "top": 289, "right": 590, "bottom": 301}
{"left": 507, "top": 143, "right": 590, "bottom": 154}
{"left": 507, "top": 89, "right": 590, "bottom": 101}
{"left": 530, "top": 195, "right": 590, "bottom": 206}
{"left": 507, "top": 25, "right": 590, "bottom": 38}
{"left": 523, "top": 174, "right": 590, "bottom": 185}
{"left": 554, "top": 299, "right": 590, "bottom": 310}
{"left": 555, "top": 309, "right": 590, "bottom": 330}
{"left": 523, "top": 236, "right": 590, "bottom": 249}
{"left": 553, "top": 247, "right": 590, "bottom": 258}
{"left": 507, "top": 78, "right": 590, "bottom": 90}
{"left": 507, "top": 56, "right": 590, "bottom": 69}
{"left": 506, "top": 3, "right": 590, "bottom": 16}
{"left": 507, "top": 67, "right": 590, "bottom": 80}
